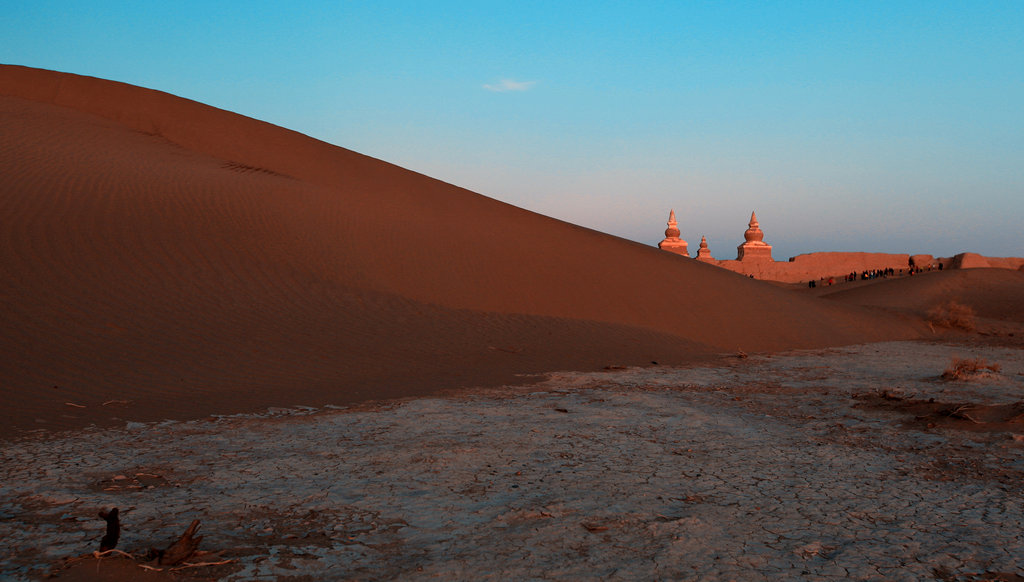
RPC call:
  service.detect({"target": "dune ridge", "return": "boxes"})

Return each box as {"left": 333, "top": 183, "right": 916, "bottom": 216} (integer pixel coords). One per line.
{"left": 0, "top": 65, "right": 929, "bottom": 436}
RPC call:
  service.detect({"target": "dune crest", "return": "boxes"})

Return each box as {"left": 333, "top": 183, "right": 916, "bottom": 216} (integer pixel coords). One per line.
{"left": 0, "top": 65, "right": 927, "bottom": 436}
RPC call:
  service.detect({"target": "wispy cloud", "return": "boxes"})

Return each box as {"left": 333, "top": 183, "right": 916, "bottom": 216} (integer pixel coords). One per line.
{"left": 483, "top": 79, "right": 537, "bottom": 92}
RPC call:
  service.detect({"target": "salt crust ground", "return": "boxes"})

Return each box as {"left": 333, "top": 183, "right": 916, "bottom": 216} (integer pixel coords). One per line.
{"left": 2, "top": 341, "right": 1023, "bottom": 581}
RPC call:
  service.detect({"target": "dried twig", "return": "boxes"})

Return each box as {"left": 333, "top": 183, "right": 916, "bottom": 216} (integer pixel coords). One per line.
{"left": 170, "top": 559, "right": 236, "bottom": 570}
{"left": 949, "top": 404, "right": 983, "bottom": 424}
{"left": 92, "top": 549, "right": 133, "bottom": 559}
{"left": 155, "top": 519, "right": 203, "bottom": 565}
{"left": 960, "top": 413, "right": 982, "bottom": 424}
{"left": 102, "top": 399, "right": 132, "bottom": 406}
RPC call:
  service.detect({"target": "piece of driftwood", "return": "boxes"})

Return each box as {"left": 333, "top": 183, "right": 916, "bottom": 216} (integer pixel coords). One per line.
{"left": 98, "top": 508, "right": 120, "bottom": 551}
{"left": 94, "top": 549, "right": 133, "bottom": 558}
{"left": 151, "top": 520, "right": 203, "bottom": 566}
{"left": 169, "top": 558, "right": 236, "bottom": 571}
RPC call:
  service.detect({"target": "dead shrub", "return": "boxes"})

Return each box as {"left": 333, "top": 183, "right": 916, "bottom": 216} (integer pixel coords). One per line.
{"left": 927, "top": 300, "right": 976, "bottom": 331}
{"left": 942, "top": 357, "right": 1001, "bottom": 381}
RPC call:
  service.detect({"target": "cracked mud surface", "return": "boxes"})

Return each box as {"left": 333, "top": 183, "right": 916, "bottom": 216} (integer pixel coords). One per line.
{"left": 2, "top": 341, "right": 1023, "bottom": 580}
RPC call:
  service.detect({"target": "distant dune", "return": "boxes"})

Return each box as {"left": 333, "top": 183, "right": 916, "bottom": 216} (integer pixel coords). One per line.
{"left": 0, "top": 65, "right": 929, "bottom": 436}
{"left": 821, "top": 269, "right": 1024, "bottom": 324}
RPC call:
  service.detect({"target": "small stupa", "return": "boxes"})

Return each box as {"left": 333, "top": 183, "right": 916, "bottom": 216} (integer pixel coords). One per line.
{"left": 657, "top": 209, "right": 689, "bottom": 257}
{"left": 736, "top": 211, "right": 773, "bottom": 261}
{"left": 695, "top": 235, "right": 715, "bottom": 262}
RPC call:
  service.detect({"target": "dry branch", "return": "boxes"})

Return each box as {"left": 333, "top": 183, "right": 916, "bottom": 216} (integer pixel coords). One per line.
{"left": 152, "top": 519, "right": 203, "bottom": 566}
{"left": 170, "top": 558, "right": 236, "bottom": 570}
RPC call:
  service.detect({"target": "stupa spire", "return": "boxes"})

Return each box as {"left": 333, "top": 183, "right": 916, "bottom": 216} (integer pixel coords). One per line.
{"left": 737, "top": 210, "right": 772, "bottom": 261}
{"left": 657, "top": 209, "right": 689, "bottom": 257}
{"left": 665, "top": 209, "right": 681, "bottom": 239}
{"left": 744, "top": 211, "right": 764, "bottom": 243}
{"left": 696, "top": 234, "right": 714, "bottom": 262}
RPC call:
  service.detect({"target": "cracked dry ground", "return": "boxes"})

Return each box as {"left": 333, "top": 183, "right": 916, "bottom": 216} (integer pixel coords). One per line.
{"left": 2, "top": 341, "right": 1023, "bottom": 580}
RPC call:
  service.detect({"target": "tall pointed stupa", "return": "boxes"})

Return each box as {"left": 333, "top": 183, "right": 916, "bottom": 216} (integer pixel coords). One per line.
{"left": 736, "top": 211, "right": 773, "bottom": 261}
{"left": 657, "top": 210, "right": 689, "bottom": 257}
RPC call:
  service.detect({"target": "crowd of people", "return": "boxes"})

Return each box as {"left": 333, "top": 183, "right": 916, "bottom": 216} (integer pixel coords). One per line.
{"left": 806, "top": 262, "right": 943, "bottom": 288}
{"left": 846, "top": 267, "right": 898, "bottom": 281}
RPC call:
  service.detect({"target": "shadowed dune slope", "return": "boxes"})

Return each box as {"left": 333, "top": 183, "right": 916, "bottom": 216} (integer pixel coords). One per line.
{"left": 0, "top": 65, "right": 926, "bottom": 436}
{"left": 822, "top": 269, "right": 1024, "bottom": 324}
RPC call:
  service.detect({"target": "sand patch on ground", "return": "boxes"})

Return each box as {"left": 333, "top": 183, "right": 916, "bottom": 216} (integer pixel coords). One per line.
{"left": 2, "top": 340, "right": 1023, "bottom": 581}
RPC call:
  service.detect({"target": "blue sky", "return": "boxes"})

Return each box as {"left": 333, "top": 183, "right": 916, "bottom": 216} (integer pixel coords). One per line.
{"left": 5, "top": 1, "right": 1023, "bottom": 259}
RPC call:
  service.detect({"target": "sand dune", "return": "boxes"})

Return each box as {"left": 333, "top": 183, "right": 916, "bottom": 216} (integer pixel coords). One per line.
{"left": 0, "top": 65, "right": 928, "bottom": 437}
{"left": 821, "top": 268, "right": 1024, "bottom": 324}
